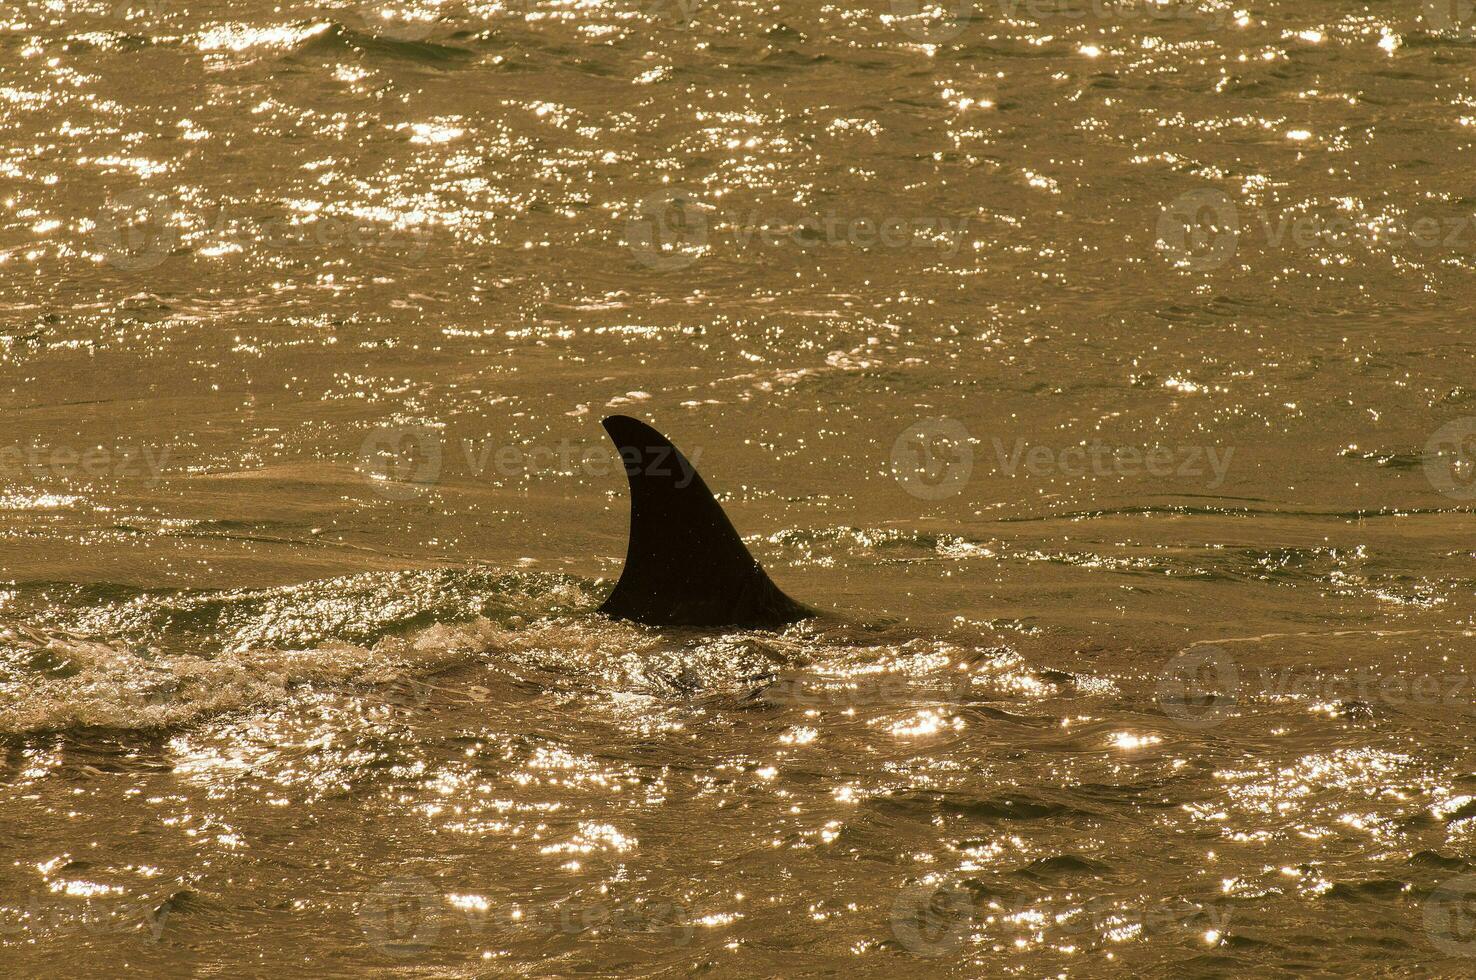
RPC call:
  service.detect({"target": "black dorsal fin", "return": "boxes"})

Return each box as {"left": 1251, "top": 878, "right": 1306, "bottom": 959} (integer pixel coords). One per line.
{"left": 597, "top": 415, "right": 811, "bottom": 628}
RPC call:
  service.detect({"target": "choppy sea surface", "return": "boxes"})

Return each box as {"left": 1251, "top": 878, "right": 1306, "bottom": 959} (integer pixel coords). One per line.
{"left": 6, "top": 0, "right": 1476, "bottom": 974}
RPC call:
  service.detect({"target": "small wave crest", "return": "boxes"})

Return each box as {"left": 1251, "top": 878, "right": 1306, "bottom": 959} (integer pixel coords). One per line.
{"left": 0, "top": 568, "right": 598, "bottom": 734}
{"left": 0, "top": 617, "right": 507, "bottom": 734}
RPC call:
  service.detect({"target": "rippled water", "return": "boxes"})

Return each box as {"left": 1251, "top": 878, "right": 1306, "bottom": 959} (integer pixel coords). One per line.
{"left": 6, "top": 0, "right": 1476, "bottom": 974}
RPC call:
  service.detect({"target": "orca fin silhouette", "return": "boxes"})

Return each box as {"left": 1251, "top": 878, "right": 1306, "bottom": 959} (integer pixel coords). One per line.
{"left": 598, "top": 415, "right": 812, "bottom": 628}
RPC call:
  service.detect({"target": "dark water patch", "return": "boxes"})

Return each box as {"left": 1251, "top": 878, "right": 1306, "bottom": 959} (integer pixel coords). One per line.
{"left": 1407, "top": 850, "right": 1469, "bottom": 871}
{"left": 869, "top": 788, "right": 1095, "bottom": 823}
{"left": 1323, "top": 879, "right": 1412, "bottom": 901}
{"left": 1068, "top": 779, "right": 1187, "bottom": 810}
{"left": 1013, "top": 854, "right": 1110, "bottom": 881}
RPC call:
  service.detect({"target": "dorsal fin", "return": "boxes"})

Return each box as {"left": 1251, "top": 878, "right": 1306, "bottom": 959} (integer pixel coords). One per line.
{"left": 597, "top": 415, "right": 811, "bottom": 628}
